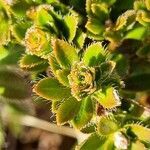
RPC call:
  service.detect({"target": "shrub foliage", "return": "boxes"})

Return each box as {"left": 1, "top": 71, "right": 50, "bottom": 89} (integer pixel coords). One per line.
{"left": 0, "top": 0, "right": 150, "bottom": 149}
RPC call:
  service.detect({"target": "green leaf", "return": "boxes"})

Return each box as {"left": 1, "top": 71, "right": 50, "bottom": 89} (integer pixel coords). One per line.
{"left": 0, "top": 67, "right": 31, "bottom": 100}
{"left": 91, "top": 4, "right": 108, "bottom": 21}
{"left": 64, "top": 15, "right": 78, "bottom": 42}
{"left": 76, "top": 133, "right": 106, "bottom": 150}
{"left": 86, "top": 0, "right": 92, "bottom": 15}
{"left": 51, "top": 100, "right": 63, "bottom": 113}
{"left": 34, "top": 78, "right": 71, "bottom": 100}
{"left": 99, "top": 135, "right": 115, "bottom": 150}
{"left": 98, "top": 61, "right": 116, "bottom": 80}
{"left": 134, "top": 1, "right": 145, "bottom": 10}
{"left": 97, "top": 116, "right": 119, "bottom": 136}
{"left": 36, "top": 6, "right": 54, "bottom": 26}
{"left": 35, "top": 5, "right": 59, "bottom": 34}
{"left": 92, "top": 87, "right": 121, "bottom": 109}
{"left": 49, "top": 53, "right": 61, "bottom": 75}
{"left": 0, "top": 46, "right": 9, "bottom": 60}
{"left": 56, "top": 69, "right": 70, "bottom": 87}
{"left": 125, "top": 26, "right": 147, "bottom": 40}
{"left": 19, "top": 54, "right": 48, "bottom": 71}
{"left": 87, "top": 31, "right": 104, "bottom": 40}
{"left": 72, "top": 96, "right": 94, "bottom": 129}
{"left": 125, "top": 124, "right": 150, "bottom": 142}
{"left": 19, "top": 54, "right": 45, "bottom": 67}
{"left": 115, "top": 10, "right": 136, "bottom": 31}
{"left": 100, "top": 0, "right": 116, "bottom": 5}
{"left": 86, "top": 19, "right": 105, "bottom": 35}
{"left": 73, "top": 29, "right": 86, "bottom": 49}
{"left": 80, "top": 122, "right": 96, "bottom": 134}
{"left": 136, "top": 10, "right": 150, "bottom": 26}
{"left": 12, "top": 21, "right": 31, "bottom": 42}
{"left": 0, "top": 44, "right": 24, "bottom": 65}
{"left": 11, "top": 1, "right": 30, "bottom": 19}
{"left": 53, "top": 39, "right": 79, "bottom": 68}
{"left": 56, "top": 97, "right": 81, "bottom": 125}
{"left": 124, "top": 73, "right": 150, "bottom": 91}
{"left": 83, "top": 42, "right": 105, "bottom": 66}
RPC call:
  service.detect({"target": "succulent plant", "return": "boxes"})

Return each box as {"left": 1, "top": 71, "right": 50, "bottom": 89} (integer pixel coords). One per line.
{"left": 0, "top": 0, "right": 150, "bottom": 149}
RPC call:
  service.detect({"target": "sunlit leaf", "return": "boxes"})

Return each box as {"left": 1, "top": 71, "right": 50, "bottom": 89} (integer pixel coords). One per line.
{"left": 72, "top": 96, "right": 94, "bottom": 129}
{"left": 73, "top": 29, "right": 86, "bottom": 49}
{"left": 63, "top": 15, "right": 78, "bottom": 42}
{"left": 12, "top": 21, "right": 31, "bottom": 42}
{"left": 76, "top": 133, "right": 106, "bottom": 150}
{"left": 34, "top": 78, "right": 71, "bottom": 100}
{"left": 56, "top": 69, "right": 70, "bottom": 87}
{"left": 92, "top": 87, "right": 121, "bottom": 109}
{"left": 56, "top": 97, "right": 81, "bottom": 125}
{"left": 83, "top": 42, "right": 105, "bottom": 66}
{"left": 53, "top": 39, "right": 79, "bottom": 69}
{"left": 49, "top": 53, "right": 61, "bottom": 75}
{"left": 125, "top": 124, "right": 150, "bottom": 142}
{"left": 97, "top": 116, "right": 119, "bottom": 136}
{"left": 125, "top": 26, "right": 147, "bottom": 40}
{"left": 19, "top": 54, "right": 48, "bottom": 71}
{"left": 86, "top": 19, "right": 105, "bottom": 35}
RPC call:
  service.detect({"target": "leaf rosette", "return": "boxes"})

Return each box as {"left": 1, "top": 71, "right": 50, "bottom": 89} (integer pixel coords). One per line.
{"left": 68, "top": 62, "right": 96, "bottom": 101}
{"left": 33, "top": 39, "right": 122, "bottom": 127}
{"left": 25, "top": 26, "right": 52, "bottom": 58}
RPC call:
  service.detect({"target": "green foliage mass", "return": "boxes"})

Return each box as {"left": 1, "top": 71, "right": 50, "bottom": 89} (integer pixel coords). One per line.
{"left": 0, "top": 0, "right": 150, "bottom": 149}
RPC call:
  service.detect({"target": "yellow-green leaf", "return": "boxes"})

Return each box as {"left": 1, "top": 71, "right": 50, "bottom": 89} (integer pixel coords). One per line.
{"left": 97, "top": 116, "right": 119, "bottom": 136}
{"left": 83, "top": 42, "right": 105, "bottom": 66}
{"left": 126, "top": 124, "right": 150, "bottom": 142}
{"left": 92, "top": 87, "right": 121, "bottom": 109}
{"left": 19, "top": 54, "right": 48, "bottom": 71}
{"left": 56, "top": 69, "right": 70, "bottom": 87}
{"left": 73, "top": 29, "right": 86, "bottom": 49}
{"left": 125, "top": 26, "right": 147, "bottom": 40}
{"left": 64, "top": 15, "right": 78, "bottom": 42}
{"left": 49, "top": 53, "right": 61, "bottom": 75}
{"left": 34, "top": 78, "right": 71, "bottom": 100}
{"left": 76, "top": 133, "right": 106, "bottom": 150}
{"left": 53, "top": 39, "right": 79, "bottom": 69}
{"left": 56, "top": 97, "right": 81, "bottom": 125}
{"left": 86, "top": 19, "right": 105, "bottom": 35}
{"left": 72, "top": 96, "right": 94, "bottom": 129}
